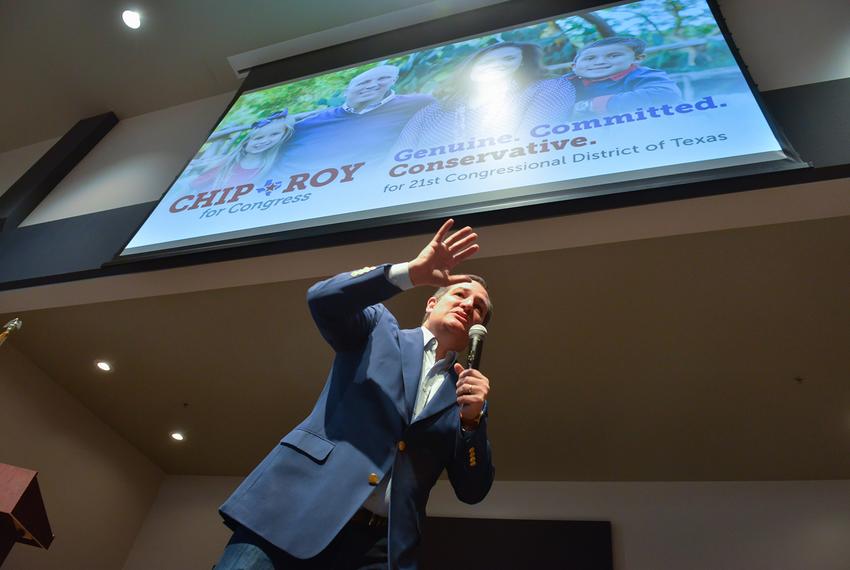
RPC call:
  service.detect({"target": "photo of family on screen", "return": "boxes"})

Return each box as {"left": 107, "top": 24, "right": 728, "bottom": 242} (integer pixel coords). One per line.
{"left": 180, "top": 0, "right": 748, "bottom": 191}
{"left": 124, "top": 0, "right": 785, "bottom": 255}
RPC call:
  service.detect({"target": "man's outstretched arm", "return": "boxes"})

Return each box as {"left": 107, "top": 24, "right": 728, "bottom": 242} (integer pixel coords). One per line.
{"left": 307, "top": 219, "right": 480, "bottom": 350}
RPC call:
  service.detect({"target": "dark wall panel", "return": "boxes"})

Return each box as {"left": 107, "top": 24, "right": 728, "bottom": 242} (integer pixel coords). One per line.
{"left": 761, "top": 77, "right": 850, "bottom": 168}
{"left": 420, "top": 517, "right": 613, "bottom": 570}
{"left": 0, "top": 203, "right": 152, "bottom": 286}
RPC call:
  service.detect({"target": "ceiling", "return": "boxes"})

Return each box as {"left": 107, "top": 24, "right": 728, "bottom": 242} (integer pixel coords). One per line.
{"left": 1, "top": 0, "right": 849, "bottom": 153}
{"left": 0, "top": 0, "right": 848, "bottom": 481}
{"left": 0, "top": 0, "right": 434, "bottom": 152}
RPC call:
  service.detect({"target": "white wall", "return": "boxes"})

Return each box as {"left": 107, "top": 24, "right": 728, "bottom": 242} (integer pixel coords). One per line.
{"left": 123, "top": 476, "right": 850, "bottom": 570}
{"left": 122, "top": 476, "right": 239, "bottom": 570}
{"left": 19, "top": 91, "right": 234, "bottom": 226}
{"left": 0, "top": 344, "right": 164, "bottom": 570}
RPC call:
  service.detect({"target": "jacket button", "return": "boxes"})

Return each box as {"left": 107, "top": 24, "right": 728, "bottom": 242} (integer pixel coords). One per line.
{"left": 397, "top": 440, "right": 406, "bottom": 452}
{"left": 368, "top": 473, "right": 379, "bottom": 486}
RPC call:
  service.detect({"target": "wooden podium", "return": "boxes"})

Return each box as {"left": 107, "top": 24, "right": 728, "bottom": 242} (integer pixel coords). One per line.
{"left": 0, "top": 463, "right": 53, "bottom": 566}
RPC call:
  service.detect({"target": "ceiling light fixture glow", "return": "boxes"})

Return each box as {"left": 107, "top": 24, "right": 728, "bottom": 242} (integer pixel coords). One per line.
{"left": 122, "top": 10, "right": 141, "bottom": 29}
{"left": 96, "top": 360, "right": 112, "bottom": 372}
{"left": 170, "top": 432, "right": 185, "bottom": 441}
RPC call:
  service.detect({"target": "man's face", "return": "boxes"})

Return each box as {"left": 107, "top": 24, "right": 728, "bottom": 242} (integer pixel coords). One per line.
{"left": 424, "top": 282, "right": 490, "bottom": 345}
{"left": 345, "top": 66, "right": 399, "bottom": 109}
{"left": 573, "top": 44, "right": 641, "bottom": 79}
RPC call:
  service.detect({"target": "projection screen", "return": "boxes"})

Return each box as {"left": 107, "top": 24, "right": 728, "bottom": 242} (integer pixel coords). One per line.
{"left": 119, "top": 0, "right": 799, "bottom": 258}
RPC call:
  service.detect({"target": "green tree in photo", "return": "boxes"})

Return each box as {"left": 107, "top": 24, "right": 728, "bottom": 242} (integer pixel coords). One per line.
{"left": 210, "top": 0, "right": 736, "bottom": 138}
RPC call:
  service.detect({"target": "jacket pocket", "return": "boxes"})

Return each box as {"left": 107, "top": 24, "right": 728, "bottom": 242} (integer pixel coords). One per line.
{"left": 280, "top": 428, "right": 335, "bottom": 463}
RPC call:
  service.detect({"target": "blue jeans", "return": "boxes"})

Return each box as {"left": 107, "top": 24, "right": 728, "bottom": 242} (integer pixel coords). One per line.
{"left": 214, "top": 522, "right": 387, "bottom": 570}
{"left": 214, "top": 534, "right": 275, "bottom": 570}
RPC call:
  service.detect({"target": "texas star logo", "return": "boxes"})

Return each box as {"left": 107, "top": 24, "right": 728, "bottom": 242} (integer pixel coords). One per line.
{"left": 256, "top": 179, "right": 282, "bottom": 196}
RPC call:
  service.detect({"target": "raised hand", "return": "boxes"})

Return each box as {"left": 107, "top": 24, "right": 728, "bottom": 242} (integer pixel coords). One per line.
{"left": 408, "top": 219, "right": 480, "bottom": 287}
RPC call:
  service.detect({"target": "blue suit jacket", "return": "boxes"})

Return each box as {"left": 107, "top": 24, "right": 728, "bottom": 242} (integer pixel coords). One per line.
{"left": 220, "top": 264, "right": 494, "bottom": 569}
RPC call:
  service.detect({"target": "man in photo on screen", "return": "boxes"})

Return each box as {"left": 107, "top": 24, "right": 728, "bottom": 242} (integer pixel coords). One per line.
{"left": 274, "top": 65, "right": 435, "bottom": 172}
{"left": 215, "top": 219, "right": 495, "bottom": 569}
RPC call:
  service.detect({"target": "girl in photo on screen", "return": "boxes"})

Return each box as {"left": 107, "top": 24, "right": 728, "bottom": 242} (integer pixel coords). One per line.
{"left": 394, "top": 41, "right": 575, "bottom": 149}
{"left": 190, "top": 110, "right": 295, "bottom": 190}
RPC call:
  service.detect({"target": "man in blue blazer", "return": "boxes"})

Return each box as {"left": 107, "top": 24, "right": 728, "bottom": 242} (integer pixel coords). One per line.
{"left": 216, "top": 219, "right": 494, "bottom": 569}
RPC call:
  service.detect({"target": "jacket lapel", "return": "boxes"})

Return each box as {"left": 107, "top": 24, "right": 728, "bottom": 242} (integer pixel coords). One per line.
{"left": 399, "top": 328, "right": 423, "bottom": 421}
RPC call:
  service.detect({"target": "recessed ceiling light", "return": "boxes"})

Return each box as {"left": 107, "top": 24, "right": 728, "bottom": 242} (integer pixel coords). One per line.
{"left": 96, "top": 360, "right": 112, "bottom": 372}
{"left": 122, "top": 10, "right": 141, "bottom": 29}
{"left": 170, "top": 432, "right": 185, "bottom": 441}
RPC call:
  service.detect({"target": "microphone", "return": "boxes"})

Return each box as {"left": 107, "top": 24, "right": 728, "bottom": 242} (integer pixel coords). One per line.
{"left": 467, "top": 324, "right": 487, "bottom": 370}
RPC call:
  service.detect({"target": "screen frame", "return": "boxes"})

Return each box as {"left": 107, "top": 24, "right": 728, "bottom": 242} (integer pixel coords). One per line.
{"left": 109, "top": 0, "right": 805, "bottom": 266}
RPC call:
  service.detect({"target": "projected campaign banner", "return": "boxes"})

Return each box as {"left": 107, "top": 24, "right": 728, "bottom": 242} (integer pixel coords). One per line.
{"left": 121, "top": 0, "right": 789, "bottom": 256}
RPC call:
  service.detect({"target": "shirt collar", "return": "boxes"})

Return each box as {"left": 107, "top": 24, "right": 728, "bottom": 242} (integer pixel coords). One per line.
{"left": 341, "top": 91, "right": 396, "bottom": 115}
{"left": 420, "top": 326, "right": 456, "bottom": 365}
{"left": 421, "top": 325, "right": 435, "bottom": 349}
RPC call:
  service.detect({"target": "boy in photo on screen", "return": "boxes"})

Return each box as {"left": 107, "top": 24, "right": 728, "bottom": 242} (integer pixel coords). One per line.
{"left": 566, "top": 36, "right": 681, "bottom": 116}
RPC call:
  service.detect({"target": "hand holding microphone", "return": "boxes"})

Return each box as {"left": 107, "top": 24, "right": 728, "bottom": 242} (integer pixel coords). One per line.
{"left": 455, "top": 324, "right": 489, "bottom": 426}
